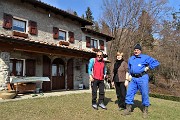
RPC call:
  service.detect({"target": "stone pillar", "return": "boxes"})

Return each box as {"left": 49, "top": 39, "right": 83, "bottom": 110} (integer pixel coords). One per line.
{"left": 0, "top": 52, "right": 10, "bottom": 91}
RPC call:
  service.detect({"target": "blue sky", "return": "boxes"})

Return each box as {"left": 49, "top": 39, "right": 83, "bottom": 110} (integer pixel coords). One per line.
{"left": 41, "top": 0, "right": 179, "bottom": 21}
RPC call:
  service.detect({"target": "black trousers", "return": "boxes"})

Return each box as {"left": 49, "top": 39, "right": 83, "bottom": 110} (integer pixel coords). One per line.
{"left": 91, "top": 80, "right": 105, "bottom": 104}
{"left": 115, "top": 82, "right": 126, "bottom": 108}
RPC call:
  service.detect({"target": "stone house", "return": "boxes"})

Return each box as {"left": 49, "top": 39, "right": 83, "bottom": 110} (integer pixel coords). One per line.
{"left": 0, "top": 0, "right": 113, "bottom": 92}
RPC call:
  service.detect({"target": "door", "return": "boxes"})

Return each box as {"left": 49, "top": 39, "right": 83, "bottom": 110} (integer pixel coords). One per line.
{"left": 67, "top": 59, "right": 74, "bottom": 89}
{"left": 52, "top": 58, "right": 65, "bottom": 90}
{"left": 42, "top": 55, "right": 51, "bottom": 91}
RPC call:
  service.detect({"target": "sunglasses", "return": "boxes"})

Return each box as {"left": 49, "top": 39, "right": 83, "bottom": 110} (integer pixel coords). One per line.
{"left": 97, "top": 55, "right": 102, "bottom": 57}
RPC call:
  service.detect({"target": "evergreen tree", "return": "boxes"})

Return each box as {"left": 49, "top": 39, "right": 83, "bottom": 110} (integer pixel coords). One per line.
{"left": 73, "top": 11, "right": 77, "bottom": 16}
{"left": 172, "top": 11, "right": 180, "bottom": 31}
{"left": 81, "top": 14, "right": 85, "bottom": 19}
{"left": 136, "top": 10, "right": 154, "bottom": 50}
{"left": 85, "top": 7, "right": 94, "bottom": 22}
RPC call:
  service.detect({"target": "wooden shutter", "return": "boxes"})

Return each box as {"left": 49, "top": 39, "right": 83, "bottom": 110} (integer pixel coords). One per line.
{"left": 68, "top": 31, "right": 74, "bottom": 43}
{"left": 28, "top": 20, "right": 37, "bottom": 35}
{"left": 86, "top": 36, "right": 91, "bottom": 48}
{"left": 3, "top": 13, "right": 12, "bottom": 29}
{"left": 53, "top": 27, "right": 59, "bottom": 39}
{"left": 26, "top": 59, "right": 36, "bottom": 76}
{"left": 99, "top": 40, "right": 104, "bottom": 50}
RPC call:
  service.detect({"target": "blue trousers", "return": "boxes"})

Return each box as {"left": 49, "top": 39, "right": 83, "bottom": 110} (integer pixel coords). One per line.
{"left": 125, "top": 74, "right": 150, "bottom": 106}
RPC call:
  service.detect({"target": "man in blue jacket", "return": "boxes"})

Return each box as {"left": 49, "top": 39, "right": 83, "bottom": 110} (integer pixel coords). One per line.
{"left": 123, "top": 44, "right": 160, "bottom": 118}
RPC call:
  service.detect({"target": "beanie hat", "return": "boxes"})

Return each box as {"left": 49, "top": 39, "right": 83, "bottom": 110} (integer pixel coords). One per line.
{"left": 134, "top": 44, "right": 142, "bottom": 50}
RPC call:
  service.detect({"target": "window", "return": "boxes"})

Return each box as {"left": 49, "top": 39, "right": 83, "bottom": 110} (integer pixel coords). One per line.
{"left": 68, "top": 31, "right": 74, "bottom": 43}
{"left": 53, "top": 27, "right": 67, "bottom": 41}
{"left": 52, "top": 64, "right": 57, "bottom": 76}
{"left": 99, "top": 40, "right": 105, "bottom": 50}
{"left": 91, "top": 39, "right": 98, "bottom": 49}
{"left": 52, "top": 64, "right": 64, "bottom": 76}
{"left": 86, "top": 36, "right": 91, "bottom": 48}
{"left": 10, "top": 59, "right": 36, "bottom": 76}
{"left": 59, "top": 30, "right": 66, "bottom": 40}
{"left": 59, "top": 65, "right": 64, "bottom": 76}
{"left": 10, "top": 59, "right": 24, "bottom": 76}
{"left": 12, "top": 19, "right": 26, "bottom": 32}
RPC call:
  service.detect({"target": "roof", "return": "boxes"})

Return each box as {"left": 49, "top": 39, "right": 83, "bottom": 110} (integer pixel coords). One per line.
{"left": 0, "top": 34, "right": 96, "bottom": 58}
{"left": 22, "top": 0, "right": 93, "bottom": 26}
{"left": 81, "top": 27, "right": 114, "bottom": 41}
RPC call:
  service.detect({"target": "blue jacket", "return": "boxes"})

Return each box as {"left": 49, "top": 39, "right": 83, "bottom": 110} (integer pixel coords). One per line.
{"left": 128, "top": 54, "right": 160, "bottom": 74}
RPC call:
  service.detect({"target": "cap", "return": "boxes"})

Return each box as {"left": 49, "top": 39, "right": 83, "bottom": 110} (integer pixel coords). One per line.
{"left": 134, "top": 43, "right": 142, "bottom": 51}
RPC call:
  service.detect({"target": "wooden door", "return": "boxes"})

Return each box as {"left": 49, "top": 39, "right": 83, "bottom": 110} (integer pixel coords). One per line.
{"left": 42, "top": 55, "right": 51, "bottom": 91}
{"left": 26, "top": 59, "right": 35, "bottom": 76}
{"left": 67, "top": 59, "right": 74, "bottom": 89}
{"left": 52, "top": 58, "right": 65, "bottom": 90}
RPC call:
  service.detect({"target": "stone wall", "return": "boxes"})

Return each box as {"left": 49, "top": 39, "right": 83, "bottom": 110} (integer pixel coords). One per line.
{"left": 0, "top": 0, "right": 82, "bottom": 48}
{"left": 0, "top": 52, "right": 10, "bottom": 90}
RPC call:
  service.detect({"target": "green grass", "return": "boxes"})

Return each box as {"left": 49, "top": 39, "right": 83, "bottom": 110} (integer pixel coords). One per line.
{"left": 0, "top": 91, "right": 180, "bottom": 120}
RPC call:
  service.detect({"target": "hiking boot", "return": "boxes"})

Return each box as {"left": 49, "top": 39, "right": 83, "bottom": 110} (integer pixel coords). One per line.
{"left": 143, "top": 106, "right": 148, "bottom": 119}
{"left": 122, "top": 104, "right": 132, "bottom": 116}
{"left": 99, "top": 103, "right": 107, "bottom": 110}
{"left": 118, "top": 107, "right": 125, "bottom": 111}
{"left": 92, "top": 104, "right": 98, "bottom": 110}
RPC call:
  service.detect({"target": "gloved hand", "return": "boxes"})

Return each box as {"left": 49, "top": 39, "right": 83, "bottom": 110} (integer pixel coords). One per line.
{"left": 124, "top": 80, "right": 129, "bottom": 87}
{"left": 144, "top": 66, "right": 149, "bottom": 72}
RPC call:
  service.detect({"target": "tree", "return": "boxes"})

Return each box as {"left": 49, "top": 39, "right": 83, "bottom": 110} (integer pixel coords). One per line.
{"left": 81, "top": 14, "right": 85, "bottom": 19}
{"left": 100, "top": 20, "right": 111, "bottom": 36}
{"left": 172, "top": 11, "right": 180, "bottom": 31}
{"left": 85, "top": 7, "right": 94, "bottom": 22}
{"left": 135, "top": 10, "right": 154, "bottom": 50}
{"left": 93, "top": 21, "right": 100, "bottom": 32}
{"left": 67, "top": 9, "right": 78, "bottom": 16}
{"left": 73, "top": 11, "right": 78, "bottom": 16}
{"left": 156, "top": 17, "right": 180, "bottom": 83}
{"left": 101, "top": 0, "right": 169, "bottom": 79}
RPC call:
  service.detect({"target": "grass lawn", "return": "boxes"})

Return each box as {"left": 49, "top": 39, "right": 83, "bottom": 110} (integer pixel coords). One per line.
{"left": 0, "top": 91, "right": 180, "bottom": 120}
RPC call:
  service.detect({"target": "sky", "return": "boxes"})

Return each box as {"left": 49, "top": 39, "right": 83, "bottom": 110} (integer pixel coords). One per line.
{"left": 41, "top": 0, "right": 180, "bottom": 21}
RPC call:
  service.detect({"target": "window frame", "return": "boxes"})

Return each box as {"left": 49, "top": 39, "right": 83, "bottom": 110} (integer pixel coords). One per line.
{"left": 12, "top": 16, "right": 28, "bottom": 33}
{"left": 58, "top": 29, "right": 67, "bottom": 41}
{"left": 91, "top": 38, "right": 99, "bottom": 49}
{"left": 9, "top": 58, "right": 25, "bottom": 76}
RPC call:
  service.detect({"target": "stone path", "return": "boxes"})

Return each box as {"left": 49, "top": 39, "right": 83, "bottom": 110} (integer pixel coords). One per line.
{"left": 0, "top": 89, "right": 113, "bottom": 102}
{"left": 0, "top": 89, "right": 92, "bottom": 102}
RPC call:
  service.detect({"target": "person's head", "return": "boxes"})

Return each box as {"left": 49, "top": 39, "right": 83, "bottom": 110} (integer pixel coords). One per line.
{"left": 116, "top": 52, "right": 123, "bottom": 60}
{"left": 96, "top": 51, "right": 103, "bottom": 61}
{"left": 134, "top": 43, "right": 142, "bottom": 56}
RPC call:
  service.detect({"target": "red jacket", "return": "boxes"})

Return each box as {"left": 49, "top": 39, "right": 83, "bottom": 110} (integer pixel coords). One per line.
{"left": 93, "top": 58, "right": 105, "bottom": 80}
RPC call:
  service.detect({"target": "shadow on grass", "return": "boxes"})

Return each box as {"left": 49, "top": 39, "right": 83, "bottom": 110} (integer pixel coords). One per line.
{"left": 104, "top": 97, "right": 113, "bottom": 106}
{"left": 132, "top": 100, "right": 143, "bottom": 112}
